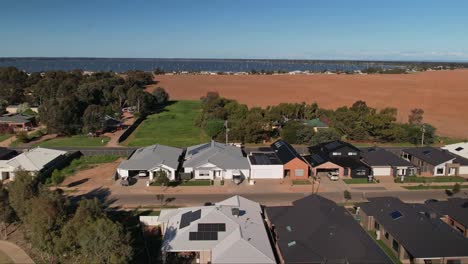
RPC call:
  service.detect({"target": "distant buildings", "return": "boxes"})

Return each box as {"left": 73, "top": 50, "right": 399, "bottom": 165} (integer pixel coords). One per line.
{"left": 0, "top": 113, "right": 35, "bottom": 131}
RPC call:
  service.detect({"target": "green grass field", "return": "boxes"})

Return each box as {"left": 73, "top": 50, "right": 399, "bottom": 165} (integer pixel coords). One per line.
{"left": 395, "top": 176, "right": 466, "bottom": 183}
{"left": 0, "top": 134, "right": 12, "bottom": 142}
{"left": 343, "top": 178, "right": 374, "bottom": 184}
{"left": 35, "top": 135, "right": 110, "bottom": 148}
{"left": 125, "top": 101, "right": 209, "bottom": 147}
{"left": 292, "top": 180, "right": 311, "bottom": 185}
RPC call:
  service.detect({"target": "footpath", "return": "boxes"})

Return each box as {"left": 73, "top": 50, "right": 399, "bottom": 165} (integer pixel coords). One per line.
{"left": 0, "top": 240, "right": 34, "bottom": 264}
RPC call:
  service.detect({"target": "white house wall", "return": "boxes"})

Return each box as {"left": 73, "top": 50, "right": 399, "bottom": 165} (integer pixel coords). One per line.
{"left": 250, "top": 165, "right": 283, "bottom": 179}
{"left": 459, "top": 166, "right": 468, "bottom": 175}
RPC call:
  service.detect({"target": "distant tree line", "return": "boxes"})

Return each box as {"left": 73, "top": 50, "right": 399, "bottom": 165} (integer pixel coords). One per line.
{"left": 0, "top": 67, "right": 169, "bottom": 135}
{"left": 196, "top": 92, "right": 435, "bottom": 145}
{"left": 0, "top": 171, "right": 132, "bottom": 263}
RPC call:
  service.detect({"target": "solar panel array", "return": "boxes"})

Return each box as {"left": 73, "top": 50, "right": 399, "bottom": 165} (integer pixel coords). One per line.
{"left": 325, "top": 141, "right": 341, "bottom": 150}
{"left": 189, "top": 232, "right": 218, "bottom": 241}
{"left": 311, "top": 154, "right": 324, "bottom": 164}
{"left": 198, "top": 223, "right": 226, "bottom": 232}
{"left": 179, "top": 209, "right": 202, "bottom": 229}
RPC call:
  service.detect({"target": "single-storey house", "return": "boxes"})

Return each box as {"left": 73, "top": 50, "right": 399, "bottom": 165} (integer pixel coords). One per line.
{"left": 0, "top": 147, "right": 67, "bottom": 180}
{"left": 117, "top": 144, "right": 183, "bottom": 181}
{"left": 425, "top": 198, "right": 468, "bottom": 238}
{"left": 101, "top": 115, "right": 123, "bottom": 132}
{"left": 302, "top": 118, "right": 329, "bottom": 133}
{"left": 442, "top": 143, "right": 468, "bottom": 175}
{"left": 0, "top": 147, "right": 17, "bottom": 160}
{"left": 183, "top": 141, "right": 250, "bottom": 181}
{"left": 307, "top": 141, "right": 371, "bottom": 178}
{"left": 270, "top": 140, "right": 310, "bottom": 179}
{"left": 401, "top": 147, "right": 458, "bottom": 176}
{"left": 156, "top": 195, "right": 276, "bottom": 264}
{"left": 0, "top": 114, "right": 35, "bottom": 131}
{"left": 361, "top": 147, "right": 415, "bottom": 177}
{"left": 442, "top": 142, "right": 468, "bottom": 160}
{"left": 359, "top": 197, "right": 468, "bottom": 264}
{"left": 248, "top": 152, "right": 284, "bottom": 179}
{"left": 265, "top": 195, "right": 392, "bottom": 264}
{"left": 6, "top": 105, "right": 39, "bottom": 114}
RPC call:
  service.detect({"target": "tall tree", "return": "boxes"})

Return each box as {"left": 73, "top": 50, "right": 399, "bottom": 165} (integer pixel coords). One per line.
{"left": 152, "top": 87, "right": 169, "bottom": 105}
{"left": 8, "top": 170, "right": 36, "bottom": 221}
{"left": 0, "top": 182, "right": 13, "bottom": 239}
{"left": 408, "top": 108, "right": 424, "bottom": 125}
{"left": 83, "top": 105, "right": 106, "bottom": 133}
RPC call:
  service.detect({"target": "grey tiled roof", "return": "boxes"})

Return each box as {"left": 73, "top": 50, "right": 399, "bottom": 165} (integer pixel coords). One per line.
{"left": 184, "top": 141, "right": 250, "bottom": 170}
{"left": 118, "top": 144, "right": 182, "bottom": 170}
{"left": 402, "top": 147, "right": 455, "bottom": 166}
{"left": 0, "top": 114, "right": 33, "bottom": 124}
{"left": 361, "top": 147, "right": 413, "bottom": 167}
{"left": 266, "top": 195, "right": 392, "bottom": 264}
{"left": 360, "top": 197, "right": 468, "bottom": 258}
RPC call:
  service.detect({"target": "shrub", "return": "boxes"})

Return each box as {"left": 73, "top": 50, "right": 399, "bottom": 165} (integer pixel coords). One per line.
{"left": 16, "top": 131, "right": 30, "bottom": 143}
{"left": 452, "top": 183, "right": 461, "bottom": 194}
{"left": 51, "top": 170, "right": 65, "bottom": 185}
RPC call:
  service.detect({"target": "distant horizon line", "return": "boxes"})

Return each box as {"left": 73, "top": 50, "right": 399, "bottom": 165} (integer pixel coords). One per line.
{"left": 1, "top": 56, "right": 468, "bottom": 64}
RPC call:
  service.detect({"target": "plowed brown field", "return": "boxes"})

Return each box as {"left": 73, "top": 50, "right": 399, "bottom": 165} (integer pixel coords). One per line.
{"left": 148, "top": 70, "right": 468, "bottom": 138}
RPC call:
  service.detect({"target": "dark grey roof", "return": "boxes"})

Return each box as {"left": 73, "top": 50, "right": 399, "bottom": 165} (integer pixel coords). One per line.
{"left": 361, "top": 147, "right": 413, "bottom": 167}
{"left": 425, "top": 198, "right": 468, "bottom": 228}
{"left": 271, "top": 140, "right": 306, "bottom": 165}
{"left": 451, "top": 153, "right": 468, "bottom": 166}
{"left": 303, "top": 152, "right": 329, "bottom": 167}
{"left": 402, "top": 147, "right": 455, "bottom": 166}
{"left": 266, "top": 195, "right": 392, "bottom": 264}
{"left": 360, "top": 197, "right": 468, "bottom": 258}
{"left": 0, "top": 147, "right": 17, "bottom": 160}
{"left": 0, "top": 114, "right": 33, "bottom": 124}
{"left": 330, "top": 157, "right": 369, "bottom": 169}
{"left": 319, "top": 140, "right": 361, "bottom": 153}
{"left": 248, "top": 152, "right": 281, "bottom": 165}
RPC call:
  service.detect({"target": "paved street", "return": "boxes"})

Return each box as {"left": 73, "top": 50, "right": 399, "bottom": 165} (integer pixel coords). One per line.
{"left": 102, "top": 189, "right": 468, "bottom": 208}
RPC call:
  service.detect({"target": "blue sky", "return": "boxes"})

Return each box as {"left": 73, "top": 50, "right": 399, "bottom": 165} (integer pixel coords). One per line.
{"left": 1, "top": 0, "right": 467, "bottom": 61}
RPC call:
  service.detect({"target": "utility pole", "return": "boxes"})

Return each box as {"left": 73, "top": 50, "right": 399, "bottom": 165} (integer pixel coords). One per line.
{"left": 224, "top": 120, "right": 229, "bottom": 144}
{"left": 421, "top": 124, "right": 426, "bottom": 146}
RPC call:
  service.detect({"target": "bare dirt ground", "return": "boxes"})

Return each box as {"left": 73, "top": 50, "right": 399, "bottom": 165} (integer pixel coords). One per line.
{"left": 149, "top": 70, "right": 468, "bottom": 138}
{"left": 60, "top": 158, "right": 123, "bottom": 193}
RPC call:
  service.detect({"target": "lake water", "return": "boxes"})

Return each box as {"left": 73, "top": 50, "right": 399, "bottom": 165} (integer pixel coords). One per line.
{"left": 0, "top": 58, "right": 404, "bottom": 73}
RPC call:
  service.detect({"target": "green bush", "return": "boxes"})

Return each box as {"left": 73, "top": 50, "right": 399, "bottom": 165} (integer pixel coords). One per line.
{"left": 51, "top": 169, "right": 65, "bottom": 185}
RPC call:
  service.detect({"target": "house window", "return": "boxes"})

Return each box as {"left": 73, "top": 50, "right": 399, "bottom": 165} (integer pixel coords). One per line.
{"left": 198, "top": 171, "right": 210, "bottom": 177}
{"left": 356, "top": 169, "right": 366, "bottom": 176}
{"left": 384, "top": 232, "right": 389, "bottom": 239}
{"left": 374, "top": 221, "right": 380, "bottom": 230}
{"left": 348, "top": 152, "right": 357, "bottom": 156}
{"left": 392, "top": 239, "right": 399, "bottom": 252}
{"left": 332, "top": 152, "right": 342, "bottom": 156}
{"left": 436, "top": 168, "right": 444, "bottom": 174}
{"left": 295, "top": 169, "right": 304, "bottom": 177}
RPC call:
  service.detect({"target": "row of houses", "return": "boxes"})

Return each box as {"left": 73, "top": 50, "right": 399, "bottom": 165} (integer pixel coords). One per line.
{"left": 149, "top": 195, "right": 468, "bottom": 264}
{"left": 116, "top": 140, "right": 468, "bottom": 183}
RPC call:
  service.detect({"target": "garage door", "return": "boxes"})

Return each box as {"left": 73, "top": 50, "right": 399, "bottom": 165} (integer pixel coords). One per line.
{"left": 373, "top": 167, "right": 391, "bottom": 176}
{"left": 252, "top": 169, "right": 278, "bottom": 179}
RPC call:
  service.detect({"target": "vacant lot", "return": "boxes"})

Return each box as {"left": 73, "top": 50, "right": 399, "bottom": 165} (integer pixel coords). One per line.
{"left": 124, "top": 100, "right": 209, "bottom": 147}
{"left": 36, "top": 135, "right": 110, "bottom": 147}
{"left": 150, "top": 70, "right": 468, "bottom": 138}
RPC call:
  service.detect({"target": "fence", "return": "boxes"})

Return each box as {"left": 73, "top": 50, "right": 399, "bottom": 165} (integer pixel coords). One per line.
{"left": 118, "top": 117, "right": 144, "bottom": 143}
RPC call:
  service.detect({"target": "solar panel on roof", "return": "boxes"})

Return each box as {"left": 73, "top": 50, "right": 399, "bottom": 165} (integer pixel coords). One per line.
{"left": 325, "top": 141, "right": 341, "bottom": 150}
{"left": 311, "top": 154, "right": 324, "bottom": 163}
{"left": 179, "top": 209, "right": 202, "bottom": 229}
{"left": 189, "top": 232, "right": 218, "bottom": 241}
{"left": 198, "top": 223, "right": 226, "bottom": 232}
{"left": 390, "top": 210, "right": 403, "bottom": 220}
{"left": 275, "top": 141, "right": 283, "bottom": 148}
{"left": 423, "top": 150, "right": 431, "bottom": 155}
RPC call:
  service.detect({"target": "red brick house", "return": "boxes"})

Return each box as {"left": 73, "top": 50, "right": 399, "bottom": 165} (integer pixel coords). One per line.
{"left": 271, "top": 140, "right": 310, "bottom": 179}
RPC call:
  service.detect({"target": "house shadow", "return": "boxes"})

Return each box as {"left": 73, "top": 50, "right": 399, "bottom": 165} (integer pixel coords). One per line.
{"left": 67, "top": 178, "right": 89, "bottom": 187}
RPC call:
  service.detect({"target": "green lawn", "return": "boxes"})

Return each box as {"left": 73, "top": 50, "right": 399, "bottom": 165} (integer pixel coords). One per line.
{"left": 395, "top": 176, "right": 466, "bottom": 183}
{"left": 367, "top": 231, "right": 402, "bottom": 264}
{"left": 179, "top": 180, "right": 213, "bottom": 186}
{"left": 0, "top": 134, "right": 12, "bottom": 142}
{"left": 125, "top": 100, "right": 209, "bottom": 147}
{"left": 403, "top": 184, "right": 468, "bottom": 190}
{"left": 292, "top": 180, "right": 311, "bottom": 185}
{"left": 36, "top": 135, "right": 110, "bottom": 147}
{"left": 343, "top": 178, "right": 374, "bottom": 184}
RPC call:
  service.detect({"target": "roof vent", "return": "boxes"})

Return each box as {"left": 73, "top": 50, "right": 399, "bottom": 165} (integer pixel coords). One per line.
{"left": 231, "top": 208, "right": 240, "bottom": 217}
{"left": 287, "top": 241, "right": 296, "bottom": 247}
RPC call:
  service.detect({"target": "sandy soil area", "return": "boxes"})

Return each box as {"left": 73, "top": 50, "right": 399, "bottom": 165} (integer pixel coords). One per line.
{"left": 149, "top": 70, "right": 468, "bottom": 138}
